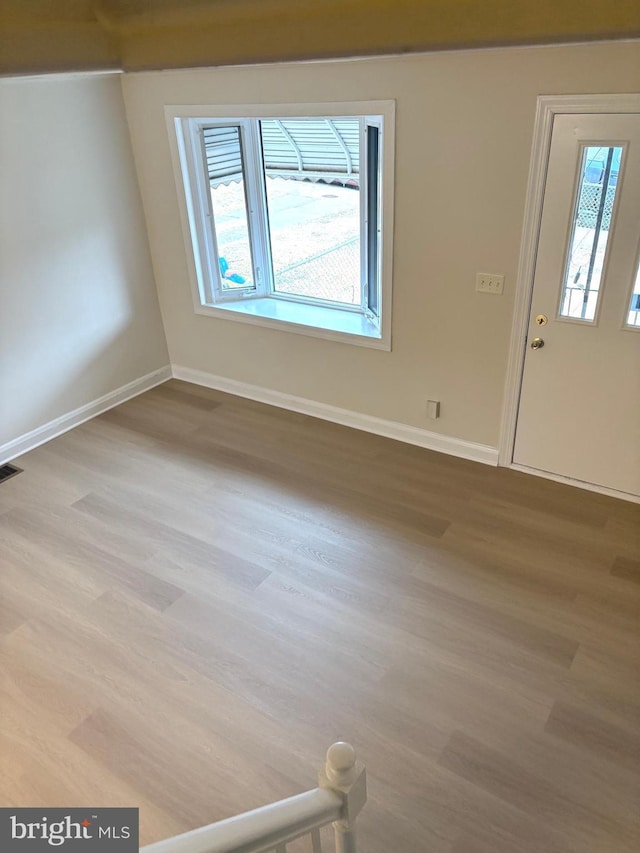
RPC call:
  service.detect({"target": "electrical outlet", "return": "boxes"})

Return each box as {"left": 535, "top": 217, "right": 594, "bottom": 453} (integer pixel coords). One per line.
{"left": 476, "top": 273, "right": 504, "bottom": 294}
{"left": 426, "top": 400, "right": 440, "bottom": 420}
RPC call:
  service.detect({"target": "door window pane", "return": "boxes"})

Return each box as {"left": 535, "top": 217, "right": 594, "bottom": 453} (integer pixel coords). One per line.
{"left": 626, "top": 257, "right": 640, "bottom": 328}
{"left": 559, "top": 145, "right": 623, "bottom": 321}
{"left": 203, "top": 126, "right": 254, "bottom": 290}
{"left": 260, "top": 119, "right": 361, "bottom": 306}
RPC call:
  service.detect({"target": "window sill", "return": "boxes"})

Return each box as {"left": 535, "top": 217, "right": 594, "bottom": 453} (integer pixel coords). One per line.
{"left": 195, "top": 297, "right": 389, "bottom": 349}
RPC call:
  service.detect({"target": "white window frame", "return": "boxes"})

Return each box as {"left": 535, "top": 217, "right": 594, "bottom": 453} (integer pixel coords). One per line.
{"left": 165, "top": 101, "right": 395, "bottom": 350}
{"left": 622, "top": 236, "right": 640, "bottom": 331}
{"left": 555, "top": 140, "right": 627, "bottom": 327}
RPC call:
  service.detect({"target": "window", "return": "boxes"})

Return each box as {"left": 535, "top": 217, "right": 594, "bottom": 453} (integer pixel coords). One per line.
{"left": 559, "top": 144, "right": 624, "bottom": 322}
{"left": 167, "top": 102, "right": 394, "bottom": 348}
{"left": 625, "top": 252, "right": 640, "bottom": 329}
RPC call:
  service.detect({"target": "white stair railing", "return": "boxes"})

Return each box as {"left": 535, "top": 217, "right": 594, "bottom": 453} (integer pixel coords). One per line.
{"left": 141, "top": 742, "right": 367, "bottom": 853}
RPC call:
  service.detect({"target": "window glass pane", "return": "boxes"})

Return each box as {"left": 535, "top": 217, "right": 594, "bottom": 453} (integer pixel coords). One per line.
{"left": 559, "top": 145, "right": 623, "bottom": 321}
{"left": 260, "top": 119, "right": 361, "bottom": 306}
{"left": 203, "top": 126, "right": 254, "bottom": 290}
{"left": 366, "top": 124, "right": 380, "bottom": 316}
{"left": 626, "top": 257, "right": 640, "bottom": 328}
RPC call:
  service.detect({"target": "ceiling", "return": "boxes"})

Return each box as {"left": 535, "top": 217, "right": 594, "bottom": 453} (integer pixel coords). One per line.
{"left": 1, "top": 0, "right": 639, "bottom": 75}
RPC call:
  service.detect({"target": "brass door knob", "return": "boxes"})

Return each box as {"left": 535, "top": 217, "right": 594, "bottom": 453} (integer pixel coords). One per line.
{"left": 530, "top": 337, "right": 545, "bottom": 350}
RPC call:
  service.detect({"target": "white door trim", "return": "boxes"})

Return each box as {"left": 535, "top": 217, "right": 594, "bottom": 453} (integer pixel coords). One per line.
{"left": 499, "top": 94, "right": 640, "bottom": 481}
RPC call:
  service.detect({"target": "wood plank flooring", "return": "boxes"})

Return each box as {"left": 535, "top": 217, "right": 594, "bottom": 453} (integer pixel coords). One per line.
{"left": 1, "top": 379, "right": 639, "bottom": 851}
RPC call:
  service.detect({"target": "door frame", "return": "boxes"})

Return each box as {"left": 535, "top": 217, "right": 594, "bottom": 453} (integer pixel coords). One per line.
{"left": 498, "top": 92, "right": 640, "bottom": 498}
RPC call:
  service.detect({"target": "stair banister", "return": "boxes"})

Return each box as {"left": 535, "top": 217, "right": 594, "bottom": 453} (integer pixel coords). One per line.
{"left": 141, "top": 742, "right": 367, "bottom": 853}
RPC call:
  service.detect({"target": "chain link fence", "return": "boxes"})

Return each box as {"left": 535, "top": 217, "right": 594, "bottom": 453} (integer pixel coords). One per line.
{"left": 274, "top": 237, "right": 360, "bottom": 304}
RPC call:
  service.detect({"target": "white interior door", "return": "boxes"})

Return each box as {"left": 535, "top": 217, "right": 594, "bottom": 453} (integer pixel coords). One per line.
{"left": 514, "top": 113, "right": 640, "bottom": 497}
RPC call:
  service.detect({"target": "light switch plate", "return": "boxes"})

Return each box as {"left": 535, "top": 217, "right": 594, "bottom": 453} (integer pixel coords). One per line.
{"left": 476, "top": 273, "right": 504, "bottom": 294}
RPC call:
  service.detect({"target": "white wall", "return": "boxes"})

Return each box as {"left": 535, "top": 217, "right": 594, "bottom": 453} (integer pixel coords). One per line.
{"left": 0, "top": 74, "right": 169, "bottom": 450}
{"left": 123, "top": 42, "right": 640, "bottom": 451}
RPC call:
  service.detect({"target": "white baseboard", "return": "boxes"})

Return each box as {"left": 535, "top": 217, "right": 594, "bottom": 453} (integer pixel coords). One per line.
{"left": 172, "top": 365, "right": 499, "bottom": 466}
{"left": 0, "top": 365, "right": 172, "bottom": 465}
{"left": 0, "top": 362, "right": 498, "bottom": 468}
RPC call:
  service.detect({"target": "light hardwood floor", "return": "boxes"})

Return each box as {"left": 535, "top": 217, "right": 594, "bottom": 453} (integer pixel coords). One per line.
{"left": 1, "top": 379, "right": 639, "bottom": 852}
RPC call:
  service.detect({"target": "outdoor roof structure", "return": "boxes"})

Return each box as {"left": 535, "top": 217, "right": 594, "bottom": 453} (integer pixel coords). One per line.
{"left": 203, "top": 119, "right": 361, "bottom": 188}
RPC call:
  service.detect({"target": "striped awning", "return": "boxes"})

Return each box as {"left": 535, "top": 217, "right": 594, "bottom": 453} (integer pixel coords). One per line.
{"left": 203, "top": 119, "right": 360, "bottom": 188}
{"left": 202, "top": 125, "right": 244, "bottom": 186}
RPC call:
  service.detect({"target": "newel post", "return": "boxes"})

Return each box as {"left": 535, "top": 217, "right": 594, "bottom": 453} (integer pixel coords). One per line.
{"left": 318, "top": 742, "right": 367, "bottom": 853}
